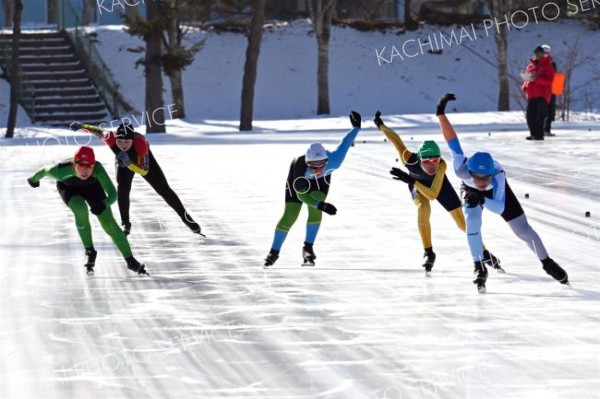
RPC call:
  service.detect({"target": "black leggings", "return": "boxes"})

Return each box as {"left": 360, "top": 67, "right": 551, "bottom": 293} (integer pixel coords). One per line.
{"left": 116, "top": 151, "right": 197, "bottom": 230}
{"left": 526, "top": 97, "right": 548, "bottom": 139}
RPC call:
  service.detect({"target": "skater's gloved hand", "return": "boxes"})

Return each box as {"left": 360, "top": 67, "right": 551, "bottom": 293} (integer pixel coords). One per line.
{"left": 464, "top": 190, "right": 485, "bottom": 208}
{"left": 349, "top": 111, "right": 361, "bottom": 128}
{"left": 436, "top": 93, "right": 456, "bottom": 116}
{"left": 70, "top": 121, "right": 83, "bottom": 131}
{"left": 116, "top": 151, "right": 132, "bottom": 167}
{"left": 374, "top": 110, "right": 384, "bottom": 129}
{"left": 27, "top": 177, "right": 39, "bottom": 188}
{"left": 90, "top": 203, "right": 106, "bottom": 216}
{"left": 318, "top": 202, "right": 337, "bottom": 215}
{"left": 390, "top": 167, "right": 415, "bottom": 185}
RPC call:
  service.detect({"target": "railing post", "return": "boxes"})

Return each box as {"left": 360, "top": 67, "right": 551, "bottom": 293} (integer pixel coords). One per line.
{"left": 60, "top": 0, "right": 65, "bottom": 29}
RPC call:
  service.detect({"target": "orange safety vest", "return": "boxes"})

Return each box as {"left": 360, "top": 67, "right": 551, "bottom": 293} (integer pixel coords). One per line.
{"left": 552, "top": 72, "right": 565, "bottom": 95}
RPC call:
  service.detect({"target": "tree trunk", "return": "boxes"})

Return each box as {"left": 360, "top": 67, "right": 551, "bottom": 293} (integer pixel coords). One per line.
{"left": 404, "top": 0, "right": 417, "bottom": 30}
{"left": 82, "top": 0, "right": 95, "bottom": 26}
{"left": 5, "top": 0, "right": 23, "bottom": 139}
{"left": 124, "top": 3, "right": 141, "bottom": 19}
{"left": 486, "top": 0, "right": 511, "bottom": 111}
{"left": 495, "top": 25, "right": 509, "bottom": 110}
{"left": 316, "top": 36, "right": 330, "bottom": 115}
{"left": 47, "top": 0, "right": 59, "bottom": 25}
{"left": 307, "top": 0, "right": 335, "bottom": 115}
{"left": 365, "top": 0, "right": 387, "bottom": 21}
{"left": 145, "top": 0, "right": 166, "bottom": 133}
{"left": 239, "top": 0, "right": 266, "bottom": 131}
{"left": 168, "top": 69, "right": 185, "bottom": 119}
{"left": 165, "top": 0, "right": 185, "bottom": 119}
{"left": 2, "top": 0, "right": 14, "bottom": 27}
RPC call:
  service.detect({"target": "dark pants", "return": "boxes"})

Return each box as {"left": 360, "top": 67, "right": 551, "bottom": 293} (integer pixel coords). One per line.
{"left": 57, "top": 181, "right": 107, "bottom": 215}
{"left": 116, "top": 151, "right": 198, "bottom": 231}
{"left": 543, "top": 94, "right": 556, "bottom": 134}
{"left": 526, "top": 97, "right": 548, "bottom": 139}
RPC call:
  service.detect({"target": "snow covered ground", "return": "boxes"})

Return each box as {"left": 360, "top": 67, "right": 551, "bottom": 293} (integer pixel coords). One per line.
{"left": 1, "top": 115, "right": 599, "bottom": 398}
{"left": 87, "top": 18, "right": 600, "bottom": 122}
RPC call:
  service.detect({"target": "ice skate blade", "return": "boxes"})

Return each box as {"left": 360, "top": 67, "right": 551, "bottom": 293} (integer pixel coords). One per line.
{"left": 494, "top": 267, "right": 506, "bottom": 274}
{"left": 477, "top": 285, "right": 486, "bottom": 294}
{"left": 301, "top": 262, "right": 315, "bottom": 267}
{"left": 425, "top": 270, "right": 432, "bottom": 277}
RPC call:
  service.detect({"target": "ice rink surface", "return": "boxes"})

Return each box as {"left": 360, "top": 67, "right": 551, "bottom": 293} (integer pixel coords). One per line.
{"left": 1, "top": 120, "right": 599, "bottom": 399}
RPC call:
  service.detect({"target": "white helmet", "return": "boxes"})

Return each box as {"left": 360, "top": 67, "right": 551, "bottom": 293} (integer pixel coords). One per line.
{"left": 541, "top": 44, "right": 551, "bottom": 54}
{"left": 306, "top": 143, "right": 328, "bottom": 162}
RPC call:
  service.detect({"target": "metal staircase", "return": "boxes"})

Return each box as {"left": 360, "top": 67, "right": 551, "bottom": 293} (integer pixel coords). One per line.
{"left": 0, "top": 31, "right": 111, "bottom": 127}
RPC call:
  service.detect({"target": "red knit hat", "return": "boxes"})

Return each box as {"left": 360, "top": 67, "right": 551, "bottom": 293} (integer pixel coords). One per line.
{"left": 74, "top": 146, "right": 95, "bottom": 165}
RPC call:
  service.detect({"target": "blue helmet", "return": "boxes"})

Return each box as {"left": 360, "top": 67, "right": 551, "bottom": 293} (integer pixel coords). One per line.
{"left": 467, "top": 152, "right": 494, "bottom": 175}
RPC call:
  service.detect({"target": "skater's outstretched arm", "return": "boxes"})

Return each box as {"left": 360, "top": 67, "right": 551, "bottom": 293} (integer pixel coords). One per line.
{"left": 70, "top": 122, "right": 108, "bottom": 141}
{"left": 327, "top": 111, "right": 361, "bottom": 170}
{"left": 374, "top": 111, "right": 413, "bottom": 165}
{"left": 436, "top": 93, "right": 459, "bottom": 143}
{"left": 28, "top": 163, "right": 71, "bottom": 184}
{"left": 435, "top": 94, "right": 473, "bottom": 180}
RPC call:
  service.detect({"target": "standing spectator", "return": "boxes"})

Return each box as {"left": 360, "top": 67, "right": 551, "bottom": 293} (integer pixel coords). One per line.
{"left": 521, "top": 46, "right": 555, "bottom": 141}
{"left": 542, "top": 44, "right": 557, "bottom": 137}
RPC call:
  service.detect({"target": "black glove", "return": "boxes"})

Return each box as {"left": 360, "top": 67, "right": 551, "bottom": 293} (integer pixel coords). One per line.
{"left": 318, "top": 202, "right": 337, "bottom": 215}
{"left": 436, "top": 93, "right": 456, "bottom": 116}
{"left": 27, "top": 177, "right": 39, "bottom": 188}
{"left": 390, "top": 167, "right": 415, "bottom": 185}
{"left": 349, "top": 111, "right": 361, "bottom": 128}
{"left": 90, "top": 203, "right": 107, "bottom": 216}
{"left": 374, "top": 110, "right": 384, "bottom": 129}
{"left": 464, "top": 190, "right": 485, "bottom": 208}
{"left": 70, "top": 121, "right": 82, "bottom": 131}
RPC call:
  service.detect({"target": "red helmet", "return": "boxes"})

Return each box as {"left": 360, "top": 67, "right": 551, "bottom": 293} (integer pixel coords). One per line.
{"left": 74, "top": 146, "right": 95, "bottom": 165}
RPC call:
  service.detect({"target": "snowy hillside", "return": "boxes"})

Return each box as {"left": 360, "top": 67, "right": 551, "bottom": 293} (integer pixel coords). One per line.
{"left": 88, "top": 18, "right": 600, "bottom": 122}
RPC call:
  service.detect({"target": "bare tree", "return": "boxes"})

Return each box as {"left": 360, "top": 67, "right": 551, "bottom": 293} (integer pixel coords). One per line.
{"left": 307, "top": 0, "right": 336, "bottom": 115}
{"left": 5, "top": 0, "right": 23, "bottom": 139}
{"left": 2, "top": 0, "right": 14, "bottom": 27}
{"left": 404, "top": 0, "right": 418, "bottom": 30}
{"left": 555, "top": 37, "right": 600, "bottom": 121}
{"left": 240, "top": 0, "right": 266, "bottom": 131}
{"left": 124, "top": 3, "right": 141, "bottom": 20}
{"left": 484, "top": 0, "right": 512, "bottom": 111}
{"left": 161, "top": 0, "right": 205, "bottom": 119}
{"left": 145, "top": 0, "right": 166, "bottom": 133}
{"left": 82, "top": 0, "right": 96, "bottom": 26}
{"left": 363, "top": 0, "right": 387, "bottom": 21}
{"left": 47, "top": 0, "right": 59, "bottom": 25}
{"left": 126, "top": 1, "right": 205, "bottom": 120}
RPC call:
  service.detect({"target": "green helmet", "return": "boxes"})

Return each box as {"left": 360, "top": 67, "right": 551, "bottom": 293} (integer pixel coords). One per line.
{"left": 417, "top": 140, "right": 441, "bottom": 159}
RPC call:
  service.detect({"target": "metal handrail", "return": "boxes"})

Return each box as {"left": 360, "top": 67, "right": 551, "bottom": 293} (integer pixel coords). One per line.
{"left": 60, "top": 0, "right": 137, "bottom": 119}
